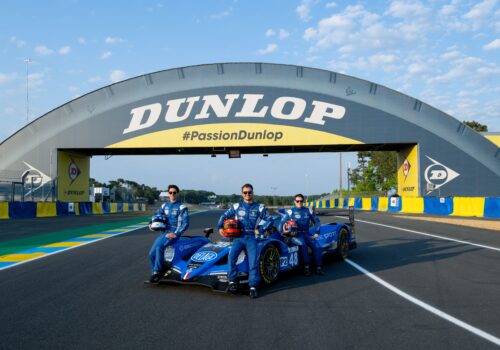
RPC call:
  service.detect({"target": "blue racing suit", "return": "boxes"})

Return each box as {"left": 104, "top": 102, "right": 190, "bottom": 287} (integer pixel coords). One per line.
{"left": 279, "top": 206, "right": 321, "bottom": 267}
{"left": 149, "top": 200, "right": 189, "bottom": 274}
{"left": 217, "top": 201, "right": 268, "bottom": 287}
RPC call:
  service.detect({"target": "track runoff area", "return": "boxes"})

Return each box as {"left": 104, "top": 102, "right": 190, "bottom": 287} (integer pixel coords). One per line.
{"left": 0, "top": 209, "right": 499, "bottom": 349}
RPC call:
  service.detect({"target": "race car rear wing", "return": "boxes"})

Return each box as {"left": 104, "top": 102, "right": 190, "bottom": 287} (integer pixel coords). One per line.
{"left": 331, "top": 206, "right": 355, "bottom": 227}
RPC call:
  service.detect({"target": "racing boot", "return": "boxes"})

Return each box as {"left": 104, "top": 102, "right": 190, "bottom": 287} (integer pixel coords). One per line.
{"left": 315, "top": 267, "right": 324, "bottom": 276}
{"left": 149, "top": 273, "right": 161, "bottom": 284}
{"left": 249, "top": 287, "right": 258, "bottom": 299}
{"left": 228, "top": 281, "right": 238, "bottom": 294}
{"left": 303, "top": 265, "right": 311, "bottom": 276}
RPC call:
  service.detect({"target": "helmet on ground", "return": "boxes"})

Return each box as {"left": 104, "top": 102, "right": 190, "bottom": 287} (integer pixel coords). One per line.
{"left": 150, "top": 214, "right": 168, "bottom": 231}
{"left": 283, "top": 220, "right": 298, "bottom": 236}
{"left": 222, "top": 219, "right": 240, "bottom": 237}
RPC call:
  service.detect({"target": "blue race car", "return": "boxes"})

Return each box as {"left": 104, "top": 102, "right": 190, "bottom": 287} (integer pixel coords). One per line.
{"left": 156, "top": 209, "right": 356, "bottom": 292}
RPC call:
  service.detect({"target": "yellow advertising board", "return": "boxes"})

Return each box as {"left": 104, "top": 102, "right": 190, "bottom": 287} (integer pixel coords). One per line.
{"left": 58, "top": 151, "right": 90, "bottom": 202}
{"left": 397, "top": 145, "right": 419, "bottom": 197}
{"left": 106, "top": 123, "right": 363, "bottom": 149}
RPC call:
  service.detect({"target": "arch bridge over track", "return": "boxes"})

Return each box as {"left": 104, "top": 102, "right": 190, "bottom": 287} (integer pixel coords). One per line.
{"left": 1, "top": 63, "right": 499, "bottom": 201}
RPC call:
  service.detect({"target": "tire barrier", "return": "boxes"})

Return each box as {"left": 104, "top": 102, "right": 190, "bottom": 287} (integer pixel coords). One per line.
{"left": 307, "top": 197, "right": 500, "bottom": 218}
{"left": 0, "top": 201, "right": 147, "bottom": 219}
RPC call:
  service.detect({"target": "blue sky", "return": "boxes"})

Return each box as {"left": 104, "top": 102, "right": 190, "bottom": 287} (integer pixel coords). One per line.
{"left": 1, "top": 0, "right": 499, "bottom": 195}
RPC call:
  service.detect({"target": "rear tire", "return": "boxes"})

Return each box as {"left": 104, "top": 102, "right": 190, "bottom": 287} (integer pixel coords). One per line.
{"left": 336, "top": 227, "right": 349, "bottom": 260}
{"left": 259, "top": 245, "right": 280, "bottom": 284}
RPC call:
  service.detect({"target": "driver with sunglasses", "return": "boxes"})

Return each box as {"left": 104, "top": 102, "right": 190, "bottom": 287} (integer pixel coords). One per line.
{"left": 279, "top": 193, "right": 322, "bottom": 276}
{"left": 217, "top": 183, "right": 268, "bottom": 299}
{"left": 148, "top": 184, "right": 189, "bottom": 283}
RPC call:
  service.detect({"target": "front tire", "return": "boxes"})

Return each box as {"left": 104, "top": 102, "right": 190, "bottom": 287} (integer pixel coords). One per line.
{"left": 336, "top": 227, "right": 349, "bottom": 260}
{"left": 259, "top": 245, "right": 280, "bottom": 284}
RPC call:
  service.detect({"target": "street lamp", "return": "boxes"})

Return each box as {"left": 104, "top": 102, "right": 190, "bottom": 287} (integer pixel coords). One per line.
{"left": 347, "top": 161, "right": 351, "bottom": 192}
{"left": 24, "top": 58, "right": 32, "bottom": 123}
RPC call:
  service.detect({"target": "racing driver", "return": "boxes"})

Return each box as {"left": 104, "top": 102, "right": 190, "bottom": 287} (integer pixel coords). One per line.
{"left": 279, "top": 193, "right": 322, "bottom": 276}
{"left": 217, "top": 183, "right": 268, "bottom": 299}
{"left": 148, "top": 184, "right": 189, "bottom": 283}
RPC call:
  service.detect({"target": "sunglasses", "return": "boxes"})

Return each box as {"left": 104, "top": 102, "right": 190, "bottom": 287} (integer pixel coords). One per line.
{"left": 242, "top": 191, "right": 253, "bottom": 195}
{"left": 295, "top": 199, "right": 304, "bottom": 203}
{"left": 169, "top": 191, "right": 178, "bottom": 194}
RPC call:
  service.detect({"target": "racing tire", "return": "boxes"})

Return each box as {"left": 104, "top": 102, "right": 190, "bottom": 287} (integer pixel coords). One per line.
{"left": 336, "top": 227, "right": 349, "bottom": 260}
{"left": 259, "top": 244, "right": 280, "bottom": 285}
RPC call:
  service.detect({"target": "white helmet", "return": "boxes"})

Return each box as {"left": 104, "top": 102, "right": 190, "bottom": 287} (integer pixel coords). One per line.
{"left": 151, "top": 214, "right": 168, "bottom": 231}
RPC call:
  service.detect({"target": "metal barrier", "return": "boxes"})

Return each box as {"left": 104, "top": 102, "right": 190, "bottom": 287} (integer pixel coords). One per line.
{"left": 0, "top": 179, "right": 56, "bottom": 202}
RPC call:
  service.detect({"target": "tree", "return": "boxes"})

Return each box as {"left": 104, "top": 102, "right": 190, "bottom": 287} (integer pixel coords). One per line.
{"left": 463, "top": 120, "right": 488, "bottom": 132}
{"left": 349, "top": 151, "right": 397, "bottom": 193}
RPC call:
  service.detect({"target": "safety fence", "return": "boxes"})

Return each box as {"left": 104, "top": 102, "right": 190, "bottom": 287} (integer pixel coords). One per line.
{"left": 0, "top": 201, "right": 147, "bottom": 220}
{"left": 306, "top": 197, "right": 500, "bottom": 218}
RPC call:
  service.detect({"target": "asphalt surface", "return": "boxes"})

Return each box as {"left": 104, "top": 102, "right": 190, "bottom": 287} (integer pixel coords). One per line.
{"left": 0, "top": 209, "right": 499, "bottom": 349}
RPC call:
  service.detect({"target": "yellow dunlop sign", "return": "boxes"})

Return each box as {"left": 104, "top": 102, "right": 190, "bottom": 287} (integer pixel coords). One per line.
{"left": 397, "top": 145, "right": 420, "bottom": 197}
{"left": 57, "top": 151, "right": 90, "bottom": 202}
{"left": 106, "top": 123, "right": 363, "bottom": 148}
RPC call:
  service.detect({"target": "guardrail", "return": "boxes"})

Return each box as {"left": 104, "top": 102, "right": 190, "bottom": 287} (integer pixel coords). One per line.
{"left": 306, "top": 197, "right": 500, "bottom": 218}
{"left": 0, "top": 201, "right": 147, "bottom": 219}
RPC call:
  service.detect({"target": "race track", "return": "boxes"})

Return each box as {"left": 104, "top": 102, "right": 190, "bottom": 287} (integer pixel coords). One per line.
{"left": 1, "top": 210, "right": 499, "bottom": 349}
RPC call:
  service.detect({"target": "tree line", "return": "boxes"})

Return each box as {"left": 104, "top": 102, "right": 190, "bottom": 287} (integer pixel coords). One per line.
{"left": 89, "top": 178, "right": 326, "bottom": 206}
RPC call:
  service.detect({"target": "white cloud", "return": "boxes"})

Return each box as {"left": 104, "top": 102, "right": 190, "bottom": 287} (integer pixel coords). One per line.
{"left": 326, "top": 2, "right": 336, "bottom": 9}
{"left": 258, "top": 43, "right": 278, "bottom": 55}
{"left": 88, "top": 76, "right": 103, "bottom": 83}
{"left": 105, "top": 36, "right": 126, "bottom": 44}
{"left": 386, "top": 0, "right": 430, "bottom": 18}
{"left": 265, "top": 29, "right": 276, "bottom": 37}
{"left": 9, "top": 36, "right": 26, "bottom": 48}
{"left": 297, "top": 0, "right": 316, "bottom": 21}
{"left": 483, "top": 38, "right": 500, "bottom": 50}
{"left": 210, "top": 8, "right": 232, "bottom": 19}
{"left": 306, "top": 55, "right": 321, "bottom": 62}
{"left": 278, "top": 29, "right": 290, "bottom": 39}
{"left": 267, "top": 28, "right": 289, "bottom": 39}
{"left": 101, "top": 51, "right": 112, "bottom": 59}
{"left": 407, "top": 62, "right": 430, "bottom": 75}
{"left": 28, "top": 72, "right": 45, "bottom": 88}
{"left": 303, "top": 27, "right": 317, "bottom": 41}
{"left": 440, "top": 50, "right": 461, "bottom": 60}
{"left": 369, "top": 54, "right": 397, "bottom": 65}
{"left": 428, "top": 56, "right": 498, "bottom": 84}
{"left": 58, "top": 46, "right": 71, "bottom": 55}
{"left": 110, "top": 70, "right": 127, "bottom": 83}
{"left": 78, "top": 37, "right": 86, "bottom": 45}
{"left": 0, "top": 72, "right": 17, "bottom": 85}
{"left": 35, "top": 45, "right": 54, "bottom": 56}
{"left": 463, "top": 0, "right": 498, "bottom": 30}
{"left": 439, "top": 4, "right": 456, "bottom": 16}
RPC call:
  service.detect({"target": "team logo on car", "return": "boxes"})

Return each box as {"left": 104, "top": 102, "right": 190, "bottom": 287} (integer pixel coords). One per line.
{"left": 191, "top": 251, "right": 218, "bottom": 262}
{"left": 424, "top": 156, "right": 460, "bottom": 193}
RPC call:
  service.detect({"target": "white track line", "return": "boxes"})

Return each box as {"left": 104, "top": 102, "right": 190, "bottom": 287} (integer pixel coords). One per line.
{"left": 346, "top": 259, "right": 500, "bottom": 346}
{"left": 0, "top": 211, "right": 208, "bottom": 271}
{"left": 0, "top": 225, "right": 145, "bottom": 271}
{"left": 337, "top": 216, "right": 500, "bottom": 252}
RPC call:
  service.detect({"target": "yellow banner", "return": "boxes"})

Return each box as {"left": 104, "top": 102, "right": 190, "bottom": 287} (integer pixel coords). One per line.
{"left": 58, "top": 152, "right": 90, "bottom": 202}
{"left": 397, "top": 145, "right": 419, "bottom": 197}
{"left": 106, "top": 123, "right": 363, "bottom": 149}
